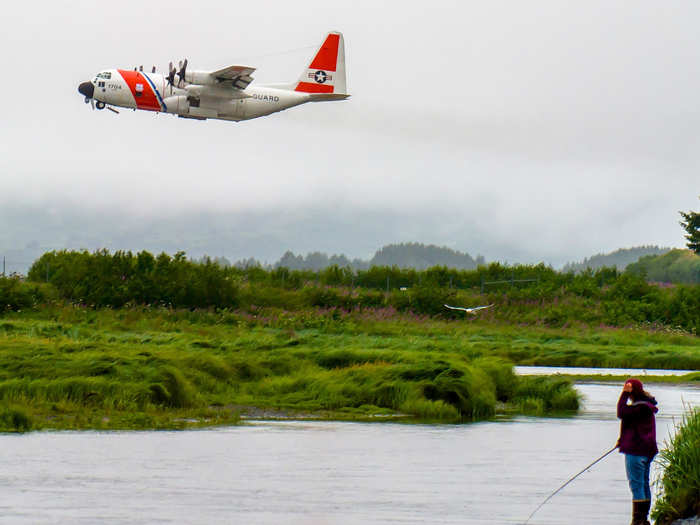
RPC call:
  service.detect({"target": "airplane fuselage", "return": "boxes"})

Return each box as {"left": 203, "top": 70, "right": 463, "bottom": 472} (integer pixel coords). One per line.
{"left": 88, "top": 69, "right": 308, "bottom": 121}
{"left": 77, "top": 32, "right": 348, "bottom": 122}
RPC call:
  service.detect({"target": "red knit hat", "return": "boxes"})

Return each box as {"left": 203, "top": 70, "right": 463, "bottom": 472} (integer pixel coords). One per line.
{"left": 625, "top": 378, "right": 644, "bottom": 394}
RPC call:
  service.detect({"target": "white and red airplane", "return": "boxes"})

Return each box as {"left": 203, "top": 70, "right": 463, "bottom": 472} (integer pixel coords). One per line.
{"left": 77, "top": 32, "right": 348, "bottom": 122}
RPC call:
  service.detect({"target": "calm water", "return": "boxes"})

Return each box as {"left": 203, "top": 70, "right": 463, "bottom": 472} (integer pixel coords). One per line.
{"left": 516, "top": 365, "right": 696, "bottom": 376}
{"left": 1, "top": 383, "right": 699, "bottom": 525}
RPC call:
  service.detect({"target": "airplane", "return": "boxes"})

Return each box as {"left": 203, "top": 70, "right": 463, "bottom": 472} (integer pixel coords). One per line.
{"left": 77, "top": 31, "right": 349, "bottom": 122}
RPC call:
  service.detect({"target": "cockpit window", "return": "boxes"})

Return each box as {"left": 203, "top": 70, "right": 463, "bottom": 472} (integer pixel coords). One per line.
{"left": 96, "top": 72, "right": 112, "bottom": 79}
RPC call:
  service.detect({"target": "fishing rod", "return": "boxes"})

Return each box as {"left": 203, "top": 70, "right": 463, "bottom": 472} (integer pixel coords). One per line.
{"left": 522, "top": 445, "right": 618, "bottom": 524}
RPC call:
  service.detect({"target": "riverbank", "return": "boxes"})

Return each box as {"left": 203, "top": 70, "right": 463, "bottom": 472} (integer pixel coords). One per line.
{"left": 1, "top": 304, "right": 698, "bottom": 430}
{"left": 1, "top": 383, "right": 698, "bottom": 524}
{"left": 654, "top": 407, "right": 700, "bottom": 525}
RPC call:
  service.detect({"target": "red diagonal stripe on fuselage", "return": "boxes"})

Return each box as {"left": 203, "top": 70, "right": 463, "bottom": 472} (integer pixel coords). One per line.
{"left": 118, "top": 70, "right": 161, "bottom": 111}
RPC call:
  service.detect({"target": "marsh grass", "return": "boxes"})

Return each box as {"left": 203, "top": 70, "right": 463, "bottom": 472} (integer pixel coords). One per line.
{"left": 653, "top": 407, "right": 700, "bottom": 524}
{"left": 0, "top": 304, "right": 695, "bottom": 430}
{"left": 0, "top": 405, "right": 32, "bottom": 432}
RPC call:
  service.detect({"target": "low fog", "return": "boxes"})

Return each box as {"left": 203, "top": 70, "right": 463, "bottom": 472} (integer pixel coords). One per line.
{"left": 2, "top": 1, "right": 699, "bottom": 273}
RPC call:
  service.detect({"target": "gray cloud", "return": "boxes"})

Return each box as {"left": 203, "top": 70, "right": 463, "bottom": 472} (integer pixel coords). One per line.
{"left": 1, "top": 1, "right": 698, "bottom": 273}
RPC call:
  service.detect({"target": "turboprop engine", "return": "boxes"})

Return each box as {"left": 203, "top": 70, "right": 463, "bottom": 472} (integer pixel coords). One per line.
{"left": 183, "top": 71, "right": 220, "bottom": 86}
{"left": 162, "top": 95, "right": 190, "bottom": 114}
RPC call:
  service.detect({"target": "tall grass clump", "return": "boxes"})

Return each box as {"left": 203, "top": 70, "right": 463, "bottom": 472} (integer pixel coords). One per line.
{"left": 411, "top": 363, "right": 497, "bottom": 419}
{"left": 149, "top": 367, "right": 199, "bottom": 408}
{"left": 0, "top": 405, "right": 32, "bottom": 432}
{"left": 472, "top": 357, "right": 517, "bottom": 401}
{"left": 512, "top": 376, "right": 580, "bottom": 415}
{"left": 653, "top": 407, "right": 700, "bottom": 524}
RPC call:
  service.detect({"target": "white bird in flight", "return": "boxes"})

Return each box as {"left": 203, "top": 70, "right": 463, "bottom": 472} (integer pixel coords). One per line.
{"left": 444, "top": 304, "right": 495, "bottom": 315}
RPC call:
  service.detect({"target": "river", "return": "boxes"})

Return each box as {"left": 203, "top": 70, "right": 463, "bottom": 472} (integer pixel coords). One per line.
{"left": 1, "top": 381, "right": 698, "bottom": 524}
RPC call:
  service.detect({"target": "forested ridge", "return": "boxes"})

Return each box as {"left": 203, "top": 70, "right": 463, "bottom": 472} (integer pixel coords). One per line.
{"left": 562, "top": 246, "right": 670, "bottom": 273}
{"left": 627, "top": 249, "right": 700, "bottom": 284}
{"left": 249, "top": 242, "right": 485, "bottom": 271}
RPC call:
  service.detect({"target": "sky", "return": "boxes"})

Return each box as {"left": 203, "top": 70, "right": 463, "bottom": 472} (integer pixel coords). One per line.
{"left": 1, "top": 1, "right": 699, "bottom": 273}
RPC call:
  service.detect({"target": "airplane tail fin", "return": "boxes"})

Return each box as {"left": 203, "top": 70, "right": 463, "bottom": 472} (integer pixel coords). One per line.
{"left": 295, "top": 32, "right": 347, "bottom": 96}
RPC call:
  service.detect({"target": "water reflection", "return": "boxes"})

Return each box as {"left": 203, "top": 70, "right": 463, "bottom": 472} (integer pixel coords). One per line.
{"left": 0, "top": 383, "right": 697, "bottom": 524}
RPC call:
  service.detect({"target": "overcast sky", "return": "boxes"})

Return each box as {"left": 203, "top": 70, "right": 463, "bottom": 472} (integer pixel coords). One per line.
{"left": 2, "top": 1, "right": 699, "bottom": 271}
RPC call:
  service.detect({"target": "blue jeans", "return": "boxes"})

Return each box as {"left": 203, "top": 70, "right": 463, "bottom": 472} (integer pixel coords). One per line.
{"left": 625, "top": 454, "right": 652, "bottom": 501}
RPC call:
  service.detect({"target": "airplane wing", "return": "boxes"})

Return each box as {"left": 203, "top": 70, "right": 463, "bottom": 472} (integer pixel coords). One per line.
{"left": 211, "top": 65, "right": 256, "bottom": 89}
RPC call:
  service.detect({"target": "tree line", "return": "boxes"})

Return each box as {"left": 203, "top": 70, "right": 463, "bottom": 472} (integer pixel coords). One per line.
{"left": 0, "top": 248, "right": 695, "bottom": 332}
{"left": 231, "top": 242, "right": 485, "bottom": 272}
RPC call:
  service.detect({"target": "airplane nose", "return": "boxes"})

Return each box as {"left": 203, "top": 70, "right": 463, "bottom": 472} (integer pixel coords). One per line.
{"left": 78, "top": 81, "right": 94, "bottom": 99}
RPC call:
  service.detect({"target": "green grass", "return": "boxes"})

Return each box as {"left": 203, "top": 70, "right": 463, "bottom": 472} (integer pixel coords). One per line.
{"left": 0, "top": 303, "right": 697, "bottom": 430}
{"left": 653, "top": 407, "right": 700, "bottom": 524}
{"left": 0, "top": 305, "right": 616, "bottom": 430}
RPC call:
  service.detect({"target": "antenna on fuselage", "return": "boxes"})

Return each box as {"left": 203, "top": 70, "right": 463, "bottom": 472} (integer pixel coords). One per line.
{"left": 151, "top": 66, "right": 156, "bottom": 73}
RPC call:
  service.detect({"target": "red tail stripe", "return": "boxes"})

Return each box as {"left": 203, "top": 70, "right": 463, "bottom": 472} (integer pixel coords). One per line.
{"left": 309, "top": 34, "right": 340, "bottom": 71}
{"left": 295, "top": 82, "right": 334, "bottom": 93}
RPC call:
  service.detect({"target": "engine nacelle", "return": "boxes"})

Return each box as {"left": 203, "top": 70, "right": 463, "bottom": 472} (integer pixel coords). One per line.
{"left": 162, "top": 95, "right": 190, "bottom": 115}
{"left": 184, "top": 71, "right": 217, "bottom": 86}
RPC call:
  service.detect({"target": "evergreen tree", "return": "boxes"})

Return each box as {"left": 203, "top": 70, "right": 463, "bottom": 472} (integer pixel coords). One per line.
{"left": 680, "top": 201, "right": 700, "bottom": 254}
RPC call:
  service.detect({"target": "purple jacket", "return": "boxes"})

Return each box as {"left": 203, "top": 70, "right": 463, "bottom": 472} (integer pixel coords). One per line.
{"left": 617, "top": 391, "right": 658, "bottom": 458}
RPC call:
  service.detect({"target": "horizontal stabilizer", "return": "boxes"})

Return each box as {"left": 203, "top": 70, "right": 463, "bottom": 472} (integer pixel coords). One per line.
{"left": 308, "top": 93, "right": 350, "bottom": 101}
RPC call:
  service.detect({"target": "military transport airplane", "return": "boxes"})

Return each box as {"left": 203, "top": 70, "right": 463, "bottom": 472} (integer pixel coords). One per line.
{"left": 77, "top": 32, "right": 348, "bottom": 122}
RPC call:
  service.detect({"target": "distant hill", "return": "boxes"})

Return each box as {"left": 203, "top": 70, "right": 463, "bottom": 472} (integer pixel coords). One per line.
{"left": 562, "top": 246, "right": 671, "bottom": 273}
{"left": 233, "top": 243, "right": 486, "bottom": 271}
{"left": 272, "top": 251, "right": 370, "bottom": 272}
{"left": 626, "top": 249, "right": 700, "bottom": 284}
{"left": 369, "top": 243, "right": 485, "bottom": 270}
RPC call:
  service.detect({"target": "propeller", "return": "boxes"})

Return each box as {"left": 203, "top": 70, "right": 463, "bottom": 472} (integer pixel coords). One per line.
{"left": 177, "top": 58, "right": 188, "bottom": 87}
{"left": 167, "top": 61, "right": 176, "bottom": 86}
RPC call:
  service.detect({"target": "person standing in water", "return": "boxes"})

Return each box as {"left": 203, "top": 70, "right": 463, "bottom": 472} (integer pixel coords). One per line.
{"left": 617, "top": 378, "right": 659, "bottom": 525}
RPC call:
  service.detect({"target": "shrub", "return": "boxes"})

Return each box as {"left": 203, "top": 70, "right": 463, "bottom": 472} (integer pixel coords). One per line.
{"left": 0, "top": 277, "right": 50, "bottom": 312}
{"left": 653, "top": 407, "right": 700, "bottom": 524}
